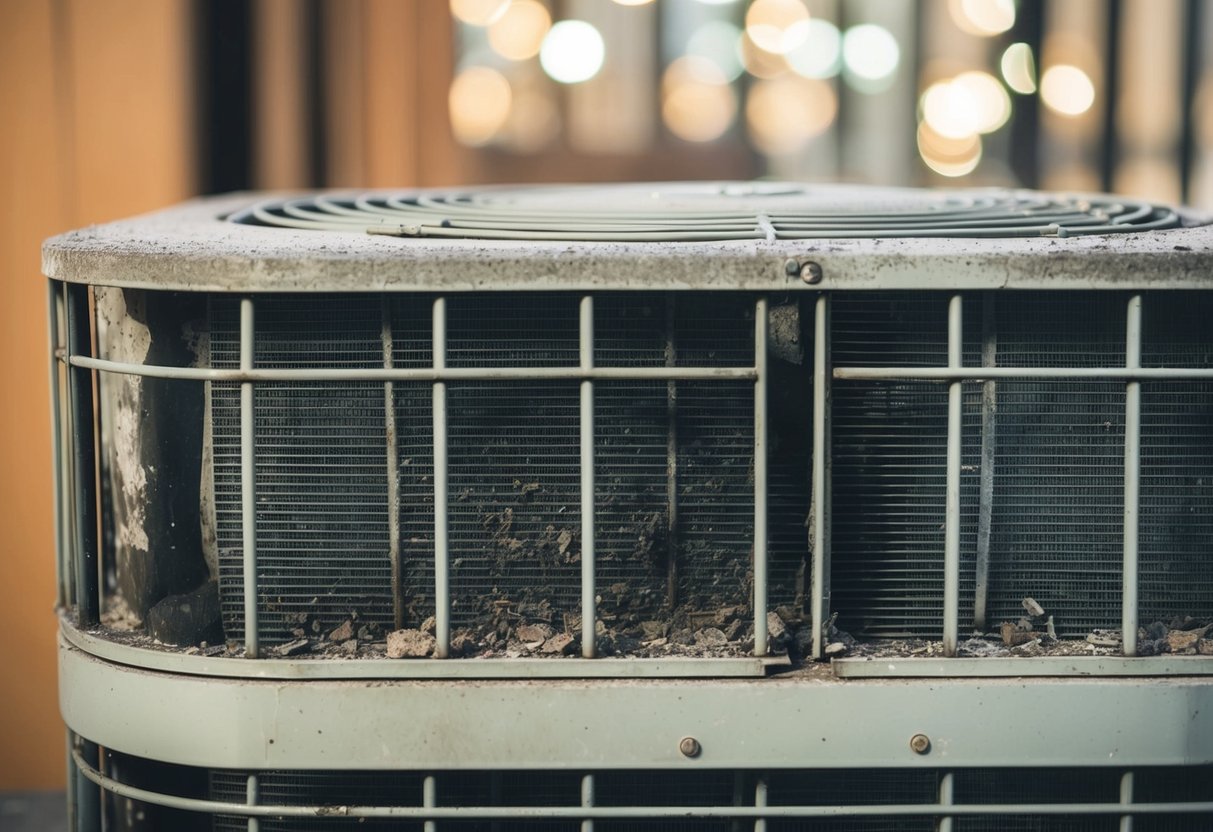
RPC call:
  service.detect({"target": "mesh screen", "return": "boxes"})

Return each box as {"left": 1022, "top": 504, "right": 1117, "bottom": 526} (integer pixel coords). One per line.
{"left": 211, "top": 292, "right": 809, "bottom": 649}
{"left": 212, "top": 296, "right": 395, "bottom": 644}
{"left": 830, "top": 293, "right": 976, "bottom": 637}
{"left": 1140, "top": 293, "right": 1213, "bottom": 625}
{"left": 829, "top": 291, "right": 1212, "bottom": 639}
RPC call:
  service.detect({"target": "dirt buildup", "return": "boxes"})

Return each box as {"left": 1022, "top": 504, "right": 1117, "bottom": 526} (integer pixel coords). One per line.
{"left": 386, "top": 629, "right": 435, "bottom": 659}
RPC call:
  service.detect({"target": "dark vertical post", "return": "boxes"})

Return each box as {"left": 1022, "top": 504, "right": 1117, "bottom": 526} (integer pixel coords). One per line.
{"left": 67, "top": 283, "right": 99, "bottom": 626}
{"left": 195, "top": 0, "right": 254, "bottom": 193}
{"left": 73, "top": 737, "right": 101, "bottom": 832}
{"left": 1179, "top": 0, "right": 1202, "bottom": 203}
{"left": 1100, "top": 0, "right": 1123, "bottom": 193}
{"left": 1009, "top": 0, "right": 1044, "bottom": 187}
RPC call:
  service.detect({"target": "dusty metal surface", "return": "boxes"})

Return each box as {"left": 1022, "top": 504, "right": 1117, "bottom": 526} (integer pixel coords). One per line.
{"left": 60, "top": 639, "right": 1213, "bottom": 770}
{"left": 41, "top": 186, "right": 1213, "bottom": 293}
{"left": 833, "top": 655, "right": 1213, "bottom": 677}
{"left": 60, "top": 621, "right": 775, "bottom": 679}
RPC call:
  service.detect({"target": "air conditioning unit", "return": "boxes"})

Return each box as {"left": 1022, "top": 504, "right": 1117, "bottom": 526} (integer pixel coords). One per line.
{"left": 45, "top": 183, "right": 1213, "bottom": 830}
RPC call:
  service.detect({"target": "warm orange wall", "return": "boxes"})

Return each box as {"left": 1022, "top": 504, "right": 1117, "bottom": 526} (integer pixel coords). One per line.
{"left": 0, "top": 0, "right": 194, "bottom": 790}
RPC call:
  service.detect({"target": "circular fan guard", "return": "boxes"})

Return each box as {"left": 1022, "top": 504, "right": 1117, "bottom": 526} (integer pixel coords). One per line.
{"left": 229, "top": 183, "right": 1182, "bottom": 242}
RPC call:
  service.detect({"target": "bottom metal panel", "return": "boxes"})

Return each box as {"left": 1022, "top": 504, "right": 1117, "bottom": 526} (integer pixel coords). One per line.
{"left": 65, "top": 743, "right": 1213, "bottom": 831}
{"left": 60, "top": 639, "right": 1213, "bottom": 771}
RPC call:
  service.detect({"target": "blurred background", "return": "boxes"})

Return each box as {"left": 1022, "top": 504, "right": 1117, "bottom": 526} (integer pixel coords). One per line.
{"left": 2, "top": 0, "right": 1212, "bottom": 807}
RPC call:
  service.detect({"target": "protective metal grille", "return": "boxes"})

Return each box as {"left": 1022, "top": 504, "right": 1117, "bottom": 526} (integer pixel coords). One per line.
{"left": 212, "top": 296, "right": 396, "bottom": 642}
{"left": 830, "top": 291, "right": 1213, "bottom": 639}
{"left": 211, "top": 292, "right": 809, "bottom": 649}
{"left": 1140, "top": 293, "right": 1213, "bottom": 624}
{"left": 227, "top": 184, "right": 1181, "bottom": 241}
{"left": 195, "top": 765, "right": 1213, "bottom": 831}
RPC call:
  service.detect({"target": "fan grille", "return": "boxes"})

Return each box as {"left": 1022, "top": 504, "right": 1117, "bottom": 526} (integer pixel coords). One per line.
{"left": 228, "top": 183, "right": 1182, "bottom": 242}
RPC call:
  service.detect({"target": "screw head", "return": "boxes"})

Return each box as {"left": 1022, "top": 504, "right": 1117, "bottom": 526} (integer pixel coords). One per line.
{"left": 679, "top": 736, "right": 702, "bottom": 758}
{"left": 800, "top": 261, "right": 823, "bottom": 285}
{"left": 783, "top": 258, "right": 801, "bottom": 278}
{"left": 909, "top": 734, "right": 931, "bottom": 755}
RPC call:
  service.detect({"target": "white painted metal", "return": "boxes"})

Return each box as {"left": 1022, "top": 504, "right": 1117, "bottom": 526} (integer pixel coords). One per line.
{"left": 1123, "top": 295, "right": 1142, "bottom": 658}
{"left": 59, "top": 639, "right": 1213, "bottom": 770}
{"left": 753, "top": 297, "right": 769, "bottom": 657}
{"left": 240, "top": 298, "right": 258, "bottom": 658}
{"left": 432, "top": 297, "right": 450, "bottom": 658}
{"left": 943, "top": 294, "right": 962, "bottom": 657}
{"left": 810, "top": 294, "right": 831, "bottom": 661}
{"left": 580, "top": 295, "right": 596, "bottom": 659}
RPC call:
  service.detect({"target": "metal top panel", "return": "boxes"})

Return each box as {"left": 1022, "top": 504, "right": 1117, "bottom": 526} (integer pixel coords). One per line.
{"left": 42, "top": 183, "right": 1213, "bottom": 292}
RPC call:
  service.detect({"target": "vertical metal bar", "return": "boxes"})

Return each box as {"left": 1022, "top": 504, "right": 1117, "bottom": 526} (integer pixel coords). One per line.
{"left": 944, "top": 294, "right": 963, "bottom": 657}
{"left": 753, "top": 297, "right": 769, "bottom": 657}
{"left": 973, "top": 294, "right": 998, "bottom": 632}
{"left": 433, "top": 297, "right": 451, "bottom": 658}
{"left": 48, "top": 280, "right": 66, "bottom": 607}
{"left": 240, "top": 298, "right": 259, "bottom": 658}
{"left": 581, "top": 772, "right": 595, "bottom": 832}
{"left": 580, "top": 294, "right": 597, "bottom": 659}
{"left": 62, "top": 285, "right": 78, "bottom": 609}
{"left": 246, "top": 774, "right": 260, "bottom": 832}
{"left": 810, "top": 294, "right": 832, "bottom": 660}
{"left": 74, "top": 738, "right": 100, "bottom": 832}
{"left": 665, "top": 294, "right": 679, "bottom": 608}
{"left": 1119, "top": 770, "right": 1135, "bottom": 832}
{"left": 67, "top": 283, "right": 99, "bottom": 626}
{"left": 423, "top": 774, "right": 437, "bottom": 832}
{"left": 753, "top": 773, "right": 768, "bottom": 832}
{"left": 382, "top": 297, "right": 403, "bottom": 631}
{"left": 1123, "top": 294, "right": 1142, "bottom": 657}
{"left": 938, "top": 771, "right": 955, "bottom": 832}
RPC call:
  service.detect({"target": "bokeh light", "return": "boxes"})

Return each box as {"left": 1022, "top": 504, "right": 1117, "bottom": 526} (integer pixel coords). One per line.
{"left": 745, "top": 0, "right": 811, "bottom": 56}
{"left": 917, "top": 122, "right": 983, "bottom": 177}
{"left": 922, "top": 71, "right": 1010, "bottom": 140}
{"left": 739, "top": 32, "right": 790, "bottom": 79}
{"left": 488, "top": 0, "right": 552, "bottom": 62}
{"left": 687, "top": 21, "right": 744, "bottom": 82}
{"left": 842, "top": 24, "right": 900, "bottom": 84}
{"left": 662, "top": 56, "right": 738, "bottom": 142}
{"left": 922, "top": 79, "right": 979, "bottom": 139}
{"left": 540, "top": 20, "right": 605, "bottom": 84}
{"left": 449, "top": 66, "right": 512, "bottom": 145}
{"left": 1040, "top": 64, "right": 1096, "bottom": 116}
{"left": 1001, "top": 42, "right": 1037, "bottom": 94}
{"left": 787, "top": 19, "right": 841, "bottom": 80}
{"left": 948, "top": 0, "right": 1015, "bottom": 37}
{"left": 953, "top": 71, "right": 1011, "bottom": 133}
{"left": 449, "top": 0, "right": 509, "bottom": 27}
{"left": 746, "top": 76, "right": 837, "bottom": 154}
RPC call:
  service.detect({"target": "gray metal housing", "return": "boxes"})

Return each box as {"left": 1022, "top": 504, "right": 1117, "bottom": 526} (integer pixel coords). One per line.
{"left": 44, "top": 184, "right": 1213, "bottom": 829}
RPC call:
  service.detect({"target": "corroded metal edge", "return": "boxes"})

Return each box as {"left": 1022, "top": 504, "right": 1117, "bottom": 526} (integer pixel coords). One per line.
{"left": 41, "top": 188, "right": 1213, "bottom": 293}
{"left": 60, "top": 619, "right": 778, "bottom": 680}
{"left": 60, "top": 637, "right": 1213, "bottom": 770}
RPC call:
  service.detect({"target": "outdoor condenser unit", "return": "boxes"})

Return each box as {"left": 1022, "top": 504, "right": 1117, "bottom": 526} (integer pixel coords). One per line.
{"left": 45, "top": 183, "right": 1213, "bottom": 830}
